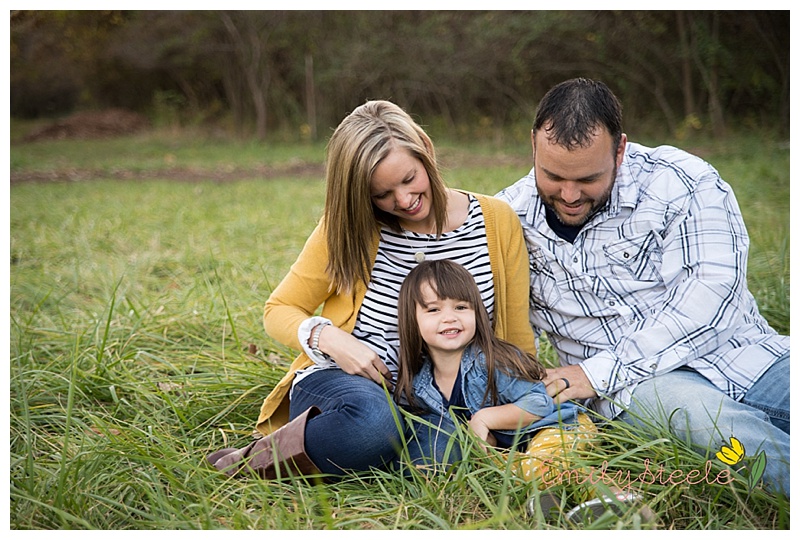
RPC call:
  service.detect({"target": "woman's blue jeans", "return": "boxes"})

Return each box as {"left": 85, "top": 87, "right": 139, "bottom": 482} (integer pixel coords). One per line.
{"left": 618, "top": 353, "right": 790, "bottom": 497}
{"left": 288, "top": 369, "right": 404, "bottom": 475}
{"left": 289, "top": 369, "right": 470, "bottom": 475}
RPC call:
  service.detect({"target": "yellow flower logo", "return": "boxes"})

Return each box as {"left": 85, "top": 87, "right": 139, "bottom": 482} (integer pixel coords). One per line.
{"left": 716, "top": 435, "right": 767, "bottom": 496}
{"left": 716, "top": 436, "right": 745, "bottom": 466}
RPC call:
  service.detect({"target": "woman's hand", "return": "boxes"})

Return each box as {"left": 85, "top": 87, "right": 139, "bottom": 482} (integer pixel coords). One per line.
{"left": 317, "top": 325, "right": 394, "bottom": 388}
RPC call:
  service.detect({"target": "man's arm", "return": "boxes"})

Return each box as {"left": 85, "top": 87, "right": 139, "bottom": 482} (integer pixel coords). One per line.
{"left": 553, "top": 173, "right": 752, "bottom": 401}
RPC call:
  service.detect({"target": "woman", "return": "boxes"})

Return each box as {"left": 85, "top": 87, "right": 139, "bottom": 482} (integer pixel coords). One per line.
{"left": 207, "top": 100, "right": 535, "bottom": 478}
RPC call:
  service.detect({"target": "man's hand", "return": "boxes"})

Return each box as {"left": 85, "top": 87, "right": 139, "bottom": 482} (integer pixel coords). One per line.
{"left": 543, "top": 364, "right": 597, "bottom": 403}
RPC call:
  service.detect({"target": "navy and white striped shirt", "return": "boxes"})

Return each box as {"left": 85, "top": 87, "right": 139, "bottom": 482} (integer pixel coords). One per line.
{"left": 293, "top": 195, "right": 493, "bottom": 388}
{"left": 496, "top": 142, "right": 789, "bottom": 419}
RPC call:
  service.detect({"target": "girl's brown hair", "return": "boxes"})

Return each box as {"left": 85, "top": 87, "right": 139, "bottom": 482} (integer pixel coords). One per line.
{"left": 324, "top": 100, "right": 448, "bottom": 294}
{"left": 395, "top": 259, "right": 546, "bottom": 408}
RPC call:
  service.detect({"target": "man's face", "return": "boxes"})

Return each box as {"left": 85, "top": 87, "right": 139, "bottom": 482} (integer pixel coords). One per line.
{"left": 532, "top": 127, "right": 626, "bottom": 227}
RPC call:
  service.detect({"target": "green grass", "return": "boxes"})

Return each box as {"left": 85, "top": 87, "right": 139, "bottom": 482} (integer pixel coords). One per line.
{"left": 9, "top": 126, "right": 790, "bottom": 529}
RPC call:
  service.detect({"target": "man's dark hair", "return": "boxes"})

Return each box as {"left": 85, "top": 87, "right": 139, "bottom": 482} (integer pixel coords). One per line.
{"left": 533, "top": 78, "right": 623, "bottom": 153}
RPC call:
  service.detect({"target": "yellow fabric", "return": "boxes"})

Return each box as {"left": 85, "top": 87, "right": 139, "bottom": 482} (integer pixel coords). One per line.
{"left": 255, "top": 192, "right": 535, "bottom": 435}
{"left": 511, "top": 413, "right": 597, "bottom": 486}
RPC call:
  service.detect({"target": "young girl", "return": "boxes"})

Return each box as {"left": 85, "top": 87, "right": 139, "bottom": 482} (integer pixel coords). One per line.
{"left": 396, "top": 259, "right": 594, "bottom": 479}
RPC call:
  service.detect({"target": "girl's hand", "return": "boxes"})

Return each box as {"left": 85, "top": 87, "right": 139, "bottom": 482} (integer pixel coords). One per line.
{"left": 469, "top": 412, "right": 498, "bottom": 452}
{"left": 470, "top": 404, "right": 536, "bottom": 451}
{"left": 317, "top": 325, "right": 394, "bottom": 388}
{"left": 469, "top": 413, "right": 492, "bottom": 442}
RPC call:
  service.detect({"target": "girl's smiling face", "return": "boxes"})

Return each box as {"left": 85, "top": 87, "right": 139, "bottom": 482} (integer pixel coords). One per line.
{"left": 414, "top": 281, "right": 476, "bottom": 358}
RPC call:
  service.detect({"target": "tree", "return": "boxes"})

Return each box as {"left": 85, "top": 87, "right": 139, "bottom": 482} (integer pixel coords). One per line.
{"left": 10, "top": 10, "right": 790, "bottom": 139}
{"left": 218, "top": 11, "right": 287, "bottom": 140}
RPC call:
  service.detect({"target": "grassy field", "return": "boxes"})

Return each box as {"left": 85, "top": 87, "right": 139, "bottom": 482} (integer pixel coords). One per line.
{"left": 8, "top": 125, "right": 790, "bottom": 530}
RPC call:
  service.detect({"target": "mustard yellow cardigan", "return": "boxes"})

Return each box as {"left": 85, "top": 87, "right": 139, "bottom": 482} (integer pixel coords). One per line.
{"left": 256, "top": 192, "right": 535, "bottom": 435}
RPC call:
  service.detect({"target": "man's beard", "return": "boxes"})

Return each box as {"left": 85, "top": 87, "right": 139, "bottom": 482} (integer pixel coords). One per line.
{"left": 538, "top": 166, "right": 616, "bottom": 227}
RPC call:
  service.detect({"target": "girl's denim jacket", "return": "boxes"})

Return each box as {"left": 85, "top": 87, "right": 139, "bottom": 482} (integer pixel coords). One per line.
{"left": 411, "top": 343, "right": 582, "bottom": 437}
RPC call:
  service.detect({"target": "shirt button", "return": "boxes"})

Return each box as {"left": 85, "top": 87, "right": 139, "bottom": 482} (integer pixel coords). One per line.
{"left": 608, "top": 300, "right": 616, "bottom": 306}
{"left": 623, "top": 252, "right": 630, "bottom": 259}
{"left": 572, "top": 256, "right": 579, "bottom": 263}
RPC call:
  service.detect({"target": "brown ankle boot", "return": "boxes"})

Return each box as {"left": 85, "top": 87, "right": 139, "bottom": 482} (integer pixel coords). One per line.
{"left": 207, "top": 406, "right": 322, "bottom": 479}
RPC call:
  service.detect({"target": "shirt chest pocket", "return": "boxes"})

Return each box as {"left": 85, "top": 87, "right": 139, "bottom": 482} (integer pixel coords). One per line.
{"left": 603, "top": 231, "right": 662, "bottom": 282}
{"left": 464, "top": 368, "right": 491, "bottom": 408}
{"left": 528, "top": 245, "right": 563, "bottom": 308}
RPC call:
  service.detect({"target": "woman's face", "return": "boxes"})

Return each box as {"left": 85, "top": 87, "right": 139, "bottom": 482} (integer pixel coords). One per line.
{"left": 370, "top": 147, "right": 433, "bottom": 230}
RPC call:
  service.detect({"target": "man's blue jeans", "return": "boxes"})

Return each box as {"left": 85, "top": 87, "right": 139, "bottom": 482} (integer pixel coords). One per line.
{"left": 618, "top": 353, "right": 790, "bottom": 496}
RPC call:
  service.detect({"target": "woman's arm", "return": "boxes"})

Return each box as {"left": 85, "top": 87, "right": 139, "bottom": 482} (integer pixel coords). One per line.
{"left": 263, "top": 220, "right": 392, "bottom": 385}
{"left": 263, "top": 220, "right": 335, "bottom": 350}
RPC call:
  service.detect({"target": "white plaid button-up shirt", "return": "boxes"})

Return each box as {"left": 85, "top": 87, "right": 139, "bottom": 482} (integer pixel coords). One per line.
{"left": 497, "top": 142, "right": 788, "bottom": 419}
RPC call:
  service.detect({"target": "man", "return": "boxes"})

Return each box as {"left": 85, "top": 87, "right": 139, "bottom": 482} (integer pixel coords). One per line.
{"left": 496, "top": 78, "right": 789, "bottom": 496}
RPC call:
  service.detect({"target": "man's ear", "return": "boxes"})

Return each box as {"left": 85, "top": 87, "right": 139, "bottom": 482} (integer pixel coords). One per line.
{"left": 616, "top": 133, "right": 628, "bottom": 168}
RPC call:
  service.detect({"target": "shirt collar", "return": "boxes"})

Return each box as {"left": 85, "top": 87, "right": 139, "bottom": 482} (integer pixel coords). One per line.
{"left": 613, "top": 153, "right": 639, "bottom": 211}
{"left": 419, "top": 342, "right": 480, "bottom": 375}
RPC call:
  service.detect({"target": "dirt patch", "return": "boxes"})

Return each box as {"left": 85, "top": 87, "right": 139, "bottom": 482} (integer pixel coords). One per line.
{"left": 23, "top": 108, "right": 150, "bottom": 142}
{"left": 12, "top": 110, "right": 531, "bottom": 184}
{"left": 10, "top": 162, "right": 325, "bottom": 185}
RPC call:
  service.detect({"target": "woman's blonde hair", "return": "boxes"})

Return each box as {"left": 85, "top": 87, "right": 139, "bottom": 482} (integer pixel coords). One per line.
{"left": 395, "top": 259, "right": 546, "bottom": 409}
{"left": 324, "top": 100, "right": 448, "bottom": 293}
